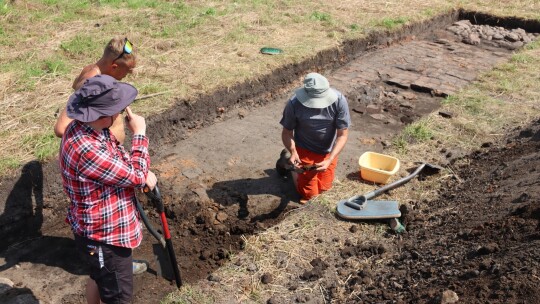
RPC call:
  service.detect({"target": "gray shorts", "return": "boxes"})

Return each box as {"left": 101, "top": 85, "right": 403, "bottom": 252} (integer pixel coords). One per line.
{"left": 74, "top": 234, "right": 133, "bottom": 303}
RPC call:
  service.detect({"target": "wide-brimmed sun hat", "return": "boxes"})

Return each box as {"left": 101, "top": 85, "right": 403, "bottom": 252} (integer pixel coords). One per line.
{"left": 294, "top": 72, "right": 338, "bottom": 109}
{"left": 66, "top": 74, "right": 138, "bottom": 123}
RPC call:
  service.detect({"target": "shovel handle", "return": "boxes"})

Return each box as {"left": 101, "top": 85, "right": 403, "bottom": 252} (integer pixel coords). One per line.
{"left": 365, "top": 163, "right": 427, "bottom": 199}
{"left": 134, "top": 195, "right": 166, "bottom": 248}
{"left": 143, "top": 182, "right": 182, "bottom": 288}
{"left": 345, "top": 195, "right": 367, "bottom": 210}
{"left": 144, "top": 185, "right": 165, "bottom": 212}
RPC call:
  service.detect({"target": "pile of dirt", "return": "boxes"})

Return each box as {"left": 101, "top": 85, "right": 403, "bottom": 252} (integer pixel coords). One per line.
{"left": 315, "top": 119, "right": 540, "bottom": 304}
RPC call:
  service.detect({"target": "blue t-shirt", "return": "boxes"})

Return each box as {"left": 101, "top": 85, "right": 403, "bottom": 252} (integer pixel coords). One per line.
{"left": 280, "top": 89, "right": 351, "bottom": 154}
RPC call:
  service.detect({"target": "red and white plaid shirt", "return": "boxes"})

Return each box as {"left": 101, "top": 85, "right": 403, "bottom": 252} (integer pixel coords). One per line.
{"left": 60, "top": 120, "right": 150, "bottom": 248}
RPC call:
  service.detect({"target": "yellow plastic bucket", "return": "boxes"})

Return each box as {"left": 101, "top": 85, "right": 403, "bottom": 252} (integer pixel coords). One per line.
{"left": 358, "top": 152, "right": 400, "bottom": 184}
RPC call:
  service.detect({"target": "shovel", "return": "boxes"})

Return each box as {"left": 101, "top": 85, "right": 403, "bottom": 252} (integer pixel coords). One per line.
{"left": 336, "top": 163, "right": 441, "bottom": 220}
{"left": 135, "top": 185, "right": 182, "bottom": 288}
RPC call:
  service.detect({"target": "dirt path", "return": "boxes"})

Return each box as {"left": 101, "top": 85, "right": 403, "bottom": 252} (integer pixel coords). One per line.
{"left": 0, "top": 12, "right": 537, "bottom": 304}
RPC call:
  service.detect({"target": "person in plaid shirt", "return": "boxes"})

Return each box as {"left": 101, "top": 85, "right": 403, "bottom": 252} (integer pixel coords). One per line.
{"left": 54, "top": 37, "right": 149, "bottom": 276}
{"left": 60, "top": 74, "right": 157, "bottom": 303}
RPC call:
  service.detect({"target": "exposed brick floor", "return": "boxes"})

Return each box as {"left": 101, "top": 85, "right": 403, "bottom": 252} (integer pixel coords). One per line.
{"left": 329, "top": 31, "right": 510, "bottom": 97}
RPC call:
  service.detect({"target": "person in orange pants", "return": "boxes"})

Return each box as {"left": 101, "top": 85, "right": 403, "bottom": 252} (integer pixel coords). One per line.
{"left": 279, "top": 73, "right": 351, "bottom": 203}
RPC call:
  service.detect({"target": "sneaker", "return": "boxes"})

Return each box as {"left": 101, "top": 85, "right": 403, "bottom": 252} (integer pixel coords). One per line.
{"left": 132, "top": 260, "right": 148, "bottom": 275}
{"left": 276, "top": 149, "right": 291, "bottom": 177}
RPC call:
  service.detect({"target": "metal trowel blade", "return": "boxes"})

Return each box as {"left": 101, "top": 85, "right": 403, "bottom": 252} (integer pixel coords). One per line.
{"left": 336, "top": 200, "right": 401, "bottom": 220}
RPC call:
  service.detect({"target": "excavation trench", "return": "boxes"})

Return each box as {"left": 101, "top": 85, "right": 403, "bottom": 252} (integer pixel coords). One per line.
{"left": 0, "top": 9, "right": 538, "bottom": 303}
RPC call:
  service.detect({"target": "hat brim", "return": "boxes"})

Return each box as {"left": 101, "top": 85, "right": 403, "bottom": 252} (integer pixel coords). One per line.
{"left": 67, "top": 82, "right": 138, "bottom": 123}
{"left": 101, "top": 82, "right": 138, "bottom": 116}
{"left": 295, "top": 87, "right": 338, "bottom": 109}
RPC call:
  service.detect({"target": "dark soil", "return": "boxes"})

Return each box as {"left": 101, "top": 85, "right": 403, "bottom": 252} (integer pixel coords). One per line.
{"left": 0, "top": 9, "right": 539, "bottom": 304}
{"left": 326, "top": 120, "right": 540, "bottom": 304}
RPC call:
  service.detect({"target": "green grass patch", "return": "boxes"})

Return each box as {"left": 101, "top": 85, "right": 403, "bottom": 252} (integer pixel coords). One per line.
{"left": 38, "top": 1, "right": 93, "bottom": 22}
{"left": 392, "top": 120, "right": 434, "bottom": 154}
{"left": 479, "top": 64, "right": 535, "bottom": 97}
{"left": 524, "top": 38, "right": 540, "bottom": 50}
{"left": 310, "top": 11, "right": 331, "bottom": 22}
{"left": 403, "top": 120, "right": 433, "bottom": 141}
{"left": 136, "top": 82, "right": 165, "bottom": 95}
{"left": 1, "top": 55, "right": 70, "bottom": 90}
{"left": 148, "top": 5, "right": 215, "bottom": 37}
{"left": 43, "top": 57, "right": 69, "bottom": 76}
{"left": 0, "top": 157, "right": 21, "bottom": 173}
{"left": 444, "top": 93, "right": 485, "bottom": 115}
{"left": 126, "top": 0, "right": 159, "bottom": 9}
{"left": 510, "top": 53, "right": 534, "bottom": 64}
{"left": 494, "top": 62, "right": 518, "bottom": 73}
{"left": 153, "top": 25, "right": 175, "bottom": 38}
{"left": 0, "top": 1, "right": 11, "bottom": 15}
{"left": 60, "top": 35, "right": 102, "bottom": 58}
{"left": 23, "top": 133, "right": 59, "bottom": 161}
{"left": 165, "top": 2, "right": 191, "bottom": 19}
{"left": 392, "top": 136, "right": 408, "bottom": 154}
{"left": 377, "top": 17, "right": 408, "bottom": 29}
{"left": 204, "top": 7, "right": 216, "bottom": 16}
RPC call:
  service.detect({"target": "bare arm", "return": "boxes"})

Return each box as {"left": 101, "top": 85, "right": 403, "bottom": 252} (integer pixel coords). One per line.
{"left": 72, "top": 64, "right": 100, "bottom": 90}
{"left": 54, "top": 107, "right": 73, "bottom": 138}
{"left": 328, "top": 128, "right": 348, "bottom": 161}
{"left": 281, "top": 127, "right": 301, "bottom": 168}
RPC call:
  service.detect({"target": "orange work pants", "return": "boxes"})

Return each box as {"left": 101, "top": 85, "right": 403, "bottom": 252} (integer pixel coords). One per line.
{"left": 296, "top": 146, "right": 338, "bottom": 200}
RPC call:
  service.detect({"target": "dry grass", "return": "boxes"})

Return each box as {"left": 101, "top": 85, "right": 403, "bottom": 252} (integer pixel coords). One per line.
{"left": 3, "top": 0, "right": 539, "bottom": 173}
{"left": 166, "top": 203, "right": 394, "bottom": 303}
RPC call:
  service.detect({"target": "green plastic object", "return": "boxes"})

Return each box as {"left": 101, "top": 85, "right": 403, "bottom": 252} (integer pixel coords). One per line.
{"left": 389, "top": 218, "right": 406, "bottom": 234}
{"left": 260, "top": 47, "right": 283, "bottom": 55}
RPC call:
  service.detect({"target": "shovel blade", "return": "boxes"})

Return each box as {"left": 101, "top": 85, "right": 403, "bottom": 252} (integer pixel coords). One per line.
{"left": 151, "top": 243, "right": 174, "bottom": 281}
{"left": 336, "top": 200, "right": 401, "bottom": 220}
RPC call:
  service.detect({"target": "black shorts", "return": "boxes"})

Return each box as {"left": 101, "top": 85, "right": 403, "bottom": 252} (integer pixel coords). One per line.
{"left": 74, "top": 234, "right": 133, "bottom": 304}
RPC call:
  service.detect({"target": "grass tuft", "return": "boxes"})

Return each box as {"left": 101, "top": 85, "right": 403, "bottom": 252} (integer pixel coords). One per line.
{"left": 392, "top": 120, "right": 434, "bottom": 154}
{"left": 23, "top": 133, "right": 60, "bottom": 161}
{"left": 0, "top": 2, "right": 10, "bottom": 15}
{"left": 310, "top": 11, "right": 331, "bottom": 22}
{"left": 0, "top": 157, "right": 21, "bottom": 173}
{"left": 204, "top": 7, "right": 216, "bottom": 16}
{"left": 162, "top": 285, "right": 214, "bottom": 304}
{"left": 377, "top": 17, "right": 409, "bottom": 29}
{"left": 43, "top": 57, "right": 69, "bottom": 76}
{"left": 61, "top": 35, "right": 101, "bottom": 58}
